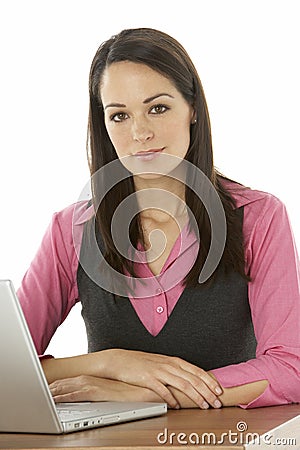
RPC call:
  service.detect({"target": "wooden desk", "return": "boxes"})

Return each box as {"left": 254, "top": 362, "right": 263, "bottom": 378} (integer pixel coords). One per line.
{"left": 1, "top": 404, "right": 299, "bottom": 449}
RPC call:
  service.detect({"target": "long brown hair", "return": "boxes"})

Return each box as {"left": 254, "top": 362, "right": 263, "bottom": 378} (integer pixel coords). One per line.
{"left": 86, "top": 28, "right": 250, "bottom": 294}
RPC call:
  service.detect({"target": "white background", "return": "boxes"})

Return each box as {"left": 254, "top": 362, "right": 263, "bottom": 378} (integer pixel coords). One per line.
{"left": 0, "top": 0, "right": 299, "bottom": 357}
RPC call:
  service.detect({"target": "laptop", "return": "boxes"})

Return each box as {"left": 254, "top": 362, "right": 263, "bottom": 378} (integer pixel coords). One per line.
{"left": 0, "top": 279, "right": 167, "bottom": 434}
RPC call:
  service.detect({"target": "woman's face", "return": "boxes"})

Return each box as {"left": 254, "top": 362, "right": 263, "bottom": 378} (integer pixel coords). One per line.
{"left": 100, "top": 61, "right": 195, "bottom": 177}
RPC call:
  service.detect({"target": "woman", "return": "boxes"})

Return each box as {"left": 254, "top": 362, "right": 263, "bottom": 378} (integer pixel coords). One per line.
{"left": 18, "top": 28, "right": 300, "bottom": 410}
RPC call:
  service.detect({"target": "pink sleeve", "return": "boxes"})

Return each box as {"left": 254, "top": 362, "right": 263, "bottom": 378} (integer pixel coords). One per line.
{"left": 17, "top": 204, "right": 81, "bottom": 355}
{"left": 211, "top": 195, "right": 300, "bottom": 408}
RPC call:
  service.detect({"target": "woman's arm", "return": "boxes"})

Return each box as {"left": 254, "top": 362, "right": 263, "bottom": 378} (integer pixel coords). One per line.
{"left": 41, "top": 352, "right": 111, "bottom": 384}
{"left": 46, "top": 371, "right": 268, "bottom": 408}
{"left": 209, "top": 195, "right": 300, "bottom": 408}
{"left": 168, "top": 194, "right": 299, "bottom": 409}
{"left": 42, "top": 349, "right": 268, "bottom": 409}
{"left": 49, "top": 375, "right": 164, "bottom": 404}
{"left": 168, "top": 379, "right": 269, "bottom": 408}
{"left": 17, "top": 204, "right": 85, "bottom": 354}
{"left": 42, "top": 349, "right": 223, "bottom": 410}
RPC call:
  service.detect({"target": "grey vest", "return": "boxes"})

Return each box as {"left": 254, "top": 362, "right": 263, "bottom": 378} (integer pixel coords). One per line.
{"left": 77, "top": 207, "right": 257, "bottom": 371}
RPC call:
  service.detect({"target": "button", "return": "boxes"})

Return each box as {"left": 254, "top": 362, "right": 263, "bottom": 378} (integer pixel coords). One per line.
{"left": 156, "top": 288, "right": 163, "bottom": 295}
{"left": 156, "top": 306, "right": 164, "bottom": 314}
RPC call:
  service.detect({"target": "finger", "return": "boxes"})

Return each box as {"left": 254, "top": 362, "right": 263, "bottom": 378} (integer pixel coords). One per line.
{"left": 145, "top": 364, "right": 200, "bottom": 408}
{"left": 53, "top": 390, "right": 91, "bottom": 403}
{"left": 144, "top": 379, "right": 180, "bottom": 409}
{"left": 49, "top": 375, "right": 91, "bottom": 394}
{"left": 160, "top": 372, "right": 208, "bottom": 408}
{"left": 171, "top": 369, "right": 222, "bottom": 409}
{"left": 188, "top": 370, "right": 223, "bottom": 407}
{"left": 50, "top": 382, "right": 73, "bottom": 397}
{"left": 198, "top": 371, "right": 223, "bottom": 396}
{"left": 190, "top": 379, "right": 222, "bottom": 409}
{"left": 122, "top": 368, "right": 180, "bottom": 409}
{"left": 50, "top": 381, "right": 83, "bottom": 398}
{"left": 139, "top": 357, "right": 222, "bottom": 408}
{"left": 157, "top": 370, "right": 222, "bottom": 409}
{"left": 168, "top": 357, "right": 223, "bottom": 398}
{"left": 176, "top": 359, "right": 223, "bottom": 396}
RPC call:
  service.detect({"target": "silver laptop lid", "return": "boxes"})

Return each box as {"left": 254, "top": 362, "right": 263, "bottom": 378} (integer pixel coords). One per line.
{"left": 0, "top": 280, "right": 63, "bottom": 433}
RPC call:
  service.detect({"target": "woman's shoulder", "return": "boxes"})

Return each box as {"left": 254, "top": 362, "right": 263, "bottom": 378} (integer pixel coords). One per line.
{"left": 220, "top": 177, "right": 284, "bottom": 213}
{"left": 53, "top": 199, "right": 94, "bottom": 229}
{"left": 47, "top": 200, "right": 95, "bottom": 260}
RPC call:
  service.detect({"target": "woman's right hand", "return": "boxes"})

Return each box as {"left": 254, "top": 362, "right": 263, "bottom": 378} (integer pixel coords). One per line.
{"left": 99, "top": 349, "right": 223, "bottom": 410}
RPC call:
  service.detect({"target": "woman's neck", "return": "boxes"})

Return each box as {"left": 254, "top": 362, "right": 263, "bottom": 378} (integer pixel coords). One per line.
{"left": 133, "top": 174, "right": 187, "bottom": 223}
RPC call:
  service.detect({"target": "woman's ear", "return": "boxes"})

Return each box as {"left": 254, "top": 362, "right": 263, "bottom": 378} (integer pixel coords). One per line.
{"left": 191, "top": 111, "right": 197, "bottom": 125}
{"left": 190, "top": 106, "right": 197, "bottom": 125}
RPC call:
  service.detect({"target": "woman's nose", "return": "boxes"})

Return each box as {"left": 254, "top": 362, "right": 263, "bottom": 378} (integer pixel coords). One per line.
{"left": 132, "top": 118, "right": 154, "bottom": 143}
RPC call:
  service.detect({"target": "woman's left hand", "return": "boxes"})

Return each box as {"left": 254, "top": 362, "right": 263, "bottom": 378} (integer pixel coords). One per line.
{"left": 49, "top": 375, "right": 163, "bottom": 404}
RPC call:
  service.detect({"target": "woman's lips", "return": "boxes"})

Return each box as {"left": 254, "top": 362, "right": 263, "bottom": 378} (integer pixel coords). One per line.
{"left": 134, "top": 148, "right": 164, "bottom": 161}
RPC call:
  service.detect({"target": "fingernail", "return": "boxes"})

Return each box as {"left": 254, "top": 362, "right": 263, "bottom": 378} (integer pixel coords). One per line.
{"left": 202, "top": 401, "right": 209, "bottom": 409}
{"left": 175, "top": 404, "right": 180, "bottom": 410}
{"left": 215, "top": 387, "right": 222, "bottom": 395}
{"left": 214, "top": 400, "right": 222, "bottom": 408}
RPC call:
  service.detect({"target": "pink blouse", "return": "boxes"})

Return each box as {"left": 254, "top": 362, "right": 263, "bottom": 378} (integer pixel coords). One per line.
{"left": 17, "top": 180, "right": 300, "bottom": 409}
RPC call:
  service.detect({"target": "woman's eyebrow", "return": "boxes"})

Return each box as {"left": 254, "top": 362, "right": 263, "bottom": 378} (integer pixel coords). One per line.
{"left": 104, "top": 102, "right": 126, "bottom": 110}
{"left": 104, "top": 93, "right": 174, "bottom": 110}
{"left": 143, "top": 93, "right": 174, "bottom": 104}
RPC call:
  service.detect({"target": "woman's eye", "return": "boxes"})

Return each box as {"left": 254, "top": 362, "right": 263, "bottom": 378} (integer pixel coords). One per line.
{"left": 110, "top": 112, "right": 128, "bottom": 122}
{"left": 150, "top": 104, "right": 169, "bottom": 114}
